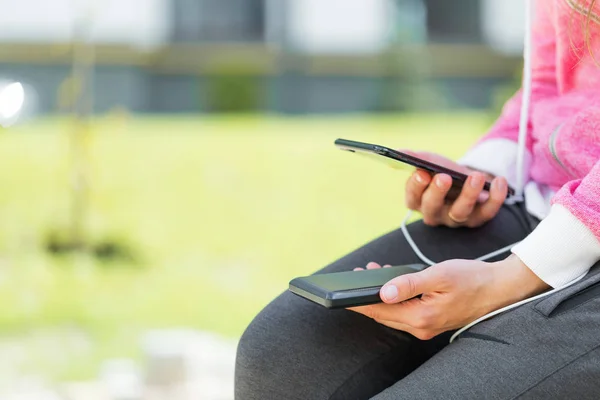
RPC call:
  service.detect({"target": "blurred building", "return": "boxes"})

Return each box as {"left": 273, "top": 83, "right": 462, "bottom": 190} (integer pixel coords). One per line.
{"left": 0, "top": 0, "right": 525, "bottom": 115}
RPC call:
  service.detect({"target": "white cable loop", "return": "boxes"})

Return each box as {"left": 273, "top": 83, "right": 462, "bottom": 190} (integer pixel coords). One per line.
{"left": 449, "top": 272, "right": 586, "bottom": 343}
{"left": 400, "top": 210, "right": 519, "bottom": 266}
{"left": 401, "top": 209, "right": 587, "bottom": 344}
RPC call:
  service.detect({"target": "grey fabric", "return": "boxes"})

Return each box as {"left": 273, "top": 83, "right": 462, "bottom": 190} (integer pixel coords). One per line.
{"left": 373, "top": 263, "right": 600, "bottom": 400}
{"left": 235, "top": 204, "right": 552, "bottom": 399}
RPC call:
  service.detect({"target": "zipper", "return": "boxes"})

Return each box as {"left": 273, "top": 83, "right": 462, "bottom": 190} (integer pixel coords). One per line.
{"left": 549, "top": 123, "right": 573, "bottom": 176}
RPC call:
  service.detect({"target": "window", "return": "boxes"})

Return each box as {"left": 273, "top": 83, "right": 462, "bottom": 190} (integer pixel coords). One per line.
{"left": 172, "top": 0, "right": 266, "bottom": 43}
{"left": 424, "top": 0, "right": 482, "bottom": 43}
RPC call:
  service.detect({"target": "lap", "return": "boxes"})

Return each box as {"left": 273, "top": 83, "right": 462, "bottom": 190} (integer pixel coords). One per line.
{"left": 236, "top": 205, "right": 535, "bottom": 399}
{"left": 374, "top": 262, "right": 600, "bottom": 400}
{"left": 238, "top": 201, "right": 600, "bottom": 399}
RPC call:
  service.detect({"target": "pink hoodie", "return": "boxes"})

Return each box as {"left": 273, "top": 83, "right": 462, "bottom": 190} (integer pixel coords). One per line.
{"left": 460, "top": 0, "right": 600, "bottom": 288}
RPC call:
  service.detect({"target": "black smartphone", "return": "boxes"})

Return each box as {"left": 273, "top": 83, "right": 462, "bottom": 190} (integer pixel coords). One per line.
{"left": 335, "top": 138, "right": 515, "bottom": 200}
{"left": 289, "top": 264, "right": 425, "bottom": 309}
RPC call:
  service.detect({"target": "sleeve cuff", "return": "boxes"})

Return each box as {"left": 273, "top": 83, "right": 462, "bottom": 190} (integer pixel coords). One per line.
{"left": 458, "top": 138, "right": 531, "bottom": 191}
{"left": 512, "top": 204, "right": 600, "bottom": 288}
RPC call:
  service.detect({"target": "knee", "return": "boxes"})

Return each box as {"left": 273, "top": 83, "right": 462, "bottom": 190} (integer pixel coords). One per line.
{"left": 235, "top": 312, "right": 272, "bottom": 378}
{"left": 234, "top": 295, "right": 296, "bottom": 398}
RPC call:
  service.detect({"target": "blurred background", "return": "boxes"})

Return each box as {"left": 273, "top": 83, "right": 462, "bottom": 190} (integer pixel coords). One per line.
{"left": 0, "top": 0, "right": 525, "bottom": 399}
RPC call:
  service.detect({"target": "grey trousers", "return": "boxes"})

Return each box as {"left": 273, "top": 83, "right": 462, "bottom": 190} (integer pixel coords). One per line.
{"left": 235, "top": 204, "right": 600, "bottom": 399}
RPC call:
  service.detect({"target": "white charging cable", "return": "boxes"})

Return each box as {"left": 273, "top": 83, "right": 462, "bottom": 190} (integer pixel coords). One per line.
{"left": 401, "top": 0, "right": 535, "bottom": 267}
{"left": 400, "top": 209, "right": 587, "bottom": 344}
{"left": 400, "top": 210, "right": 520, "bottom": 266}
{"left": 515, "top": 0, "right": 534, "bottom": 201}
{"left": 449, "top": 272, "right": 586, "bottom": 343}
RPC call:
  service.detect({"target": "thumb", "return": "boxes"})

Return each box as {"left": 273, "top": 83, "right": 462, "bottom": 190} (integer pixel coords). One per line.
{"left": 380, "top": 268, "right": 438, "bottom": 304}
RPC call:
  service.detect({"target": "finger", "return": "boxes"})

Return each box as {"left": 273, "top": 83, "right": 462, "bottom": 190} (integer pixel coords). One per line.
{"left": 350, "top": 299, "right": 423, "bottom": 323}
{"left": 383, "top": 264, "right": 392, "bottom": 268}
{"left": 405, "top": 170, "right": 431, "bottom": 210}
{"left": 381, "top": 268, "right": 440, "bottom": 303}
{"left": 373, "top": 318, "right": 418, "bottom": 333}
{"left": 445, "top": 172, "right": 486, "bottom": 225}
{"left": 353, "top": 267, "right": 364, "bottom": 271}
{"left": 473, "top": 177, "right": 507, "bottom": 224}
{"left": 420, "top": 174, "right": 452, "bottom": 226}
{"left": 373, "top": 319, "right": 442, "bottom": 340}
{"left": 477, "top": 191, "right": 490, "bottom": 203}
{"left": 366, "top": 262, "right": 381, "bottom": 270}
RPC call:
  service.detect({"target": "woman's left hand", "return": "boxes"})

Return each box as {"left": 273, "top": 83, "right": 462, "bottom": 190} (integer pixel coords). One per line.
{"left": 349, "top": 256, "right": 549, "bottom": 340}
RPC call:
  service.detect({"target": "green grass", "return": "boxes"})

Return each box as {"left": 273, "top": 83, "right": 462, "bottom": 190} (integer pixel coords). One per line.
{"left": 0, "top": 113, "right": 491, "bottom": 380}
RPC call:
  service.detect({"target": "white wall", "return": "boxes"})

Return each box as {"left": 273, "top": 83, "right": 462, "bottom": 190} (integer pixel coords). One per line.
{"left": 0, "top": 0, "right": 171, "bottom": 49}
{"left": 286, "top": 0, "right": 395, "bottom": 54}
{"left": 481, "top": 0, "right": 526, "bottom": 55}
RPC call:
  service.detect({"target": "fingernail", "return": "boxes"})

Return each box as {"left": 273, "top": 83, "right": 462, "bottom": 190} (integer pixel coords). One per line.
{"left": 382, "top": 285, "right": 398, "bottom": 301}
{"left": 477, "top": 192, "right": 489, "bottom": 203}
{"left": 494, "top": 178, "right": 507, "bottom": 191}
{"left": 435, "top": 177, "right": 445, "bottom": 188}
{"left": 415, "top": 173, "right": 425, "bottom": 184}
{"left": 470, "top": 174, "right": 482, "bottom": 188}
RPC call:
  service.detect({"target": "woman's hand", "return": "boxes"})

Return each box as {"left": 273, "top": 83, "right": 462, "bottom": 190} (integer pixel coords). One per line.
{"left": 350, "top": 256, "right": 549, "bottom": 340}
{"left": 403, "top": 151, "right": 508, "bottom": 228}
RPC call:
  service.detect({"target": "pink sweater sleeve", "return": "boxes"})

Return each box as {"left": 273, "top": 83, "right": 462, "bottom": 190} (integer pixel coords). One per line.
{"left": 512, "top": 163, "right": 600, "bottom": 287}
{"left": 553, "top": 162, "right": 600, "bottom": 239}
{"left": 511, "top": 103, "right": 600, "bottom": 288}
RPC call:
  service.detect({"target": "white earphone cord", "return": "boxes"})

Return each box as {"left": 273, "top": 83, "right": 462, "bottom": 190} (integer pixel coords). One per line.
{"left": 401, "top": 209, "right": 586, "bottom": 344}
{"left": 401, "top": 0, "right": 585, "bottom": 343}
{"left": 515, "top": 0, "right": 534, "bottom": 200}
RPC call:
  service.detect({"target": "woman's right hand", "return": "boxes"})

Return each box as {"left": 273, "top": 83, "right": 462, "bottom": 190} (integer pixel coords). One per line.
{"left": 403, "top": 151, "right": 509, "bottom": 228}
